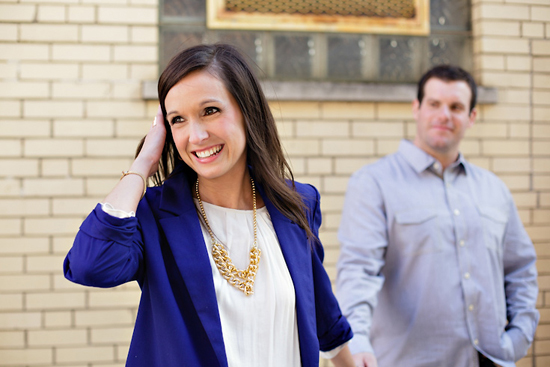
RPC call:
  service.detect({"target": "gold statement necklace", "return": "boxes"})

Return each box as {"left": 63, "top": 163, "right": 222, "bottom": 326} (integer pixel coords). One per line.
{"left": 195, "top": 178, "right": 261, "bottom": 296}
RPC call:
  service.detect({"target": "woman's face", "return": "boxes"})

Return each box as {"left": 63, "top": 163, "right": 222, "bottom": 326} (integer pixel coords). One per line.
{"left": 164, "top": 69, "right": 247, "bottom": 184}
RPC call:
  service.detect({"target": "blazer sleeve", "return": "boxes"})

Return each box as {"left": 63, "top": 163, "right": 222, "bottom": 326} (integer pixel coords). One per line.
{"left": 306, "top": 185, "right": 353, "bottom": 352}
{"left": 64, "top": 203, "right": 145, "bottom": 288}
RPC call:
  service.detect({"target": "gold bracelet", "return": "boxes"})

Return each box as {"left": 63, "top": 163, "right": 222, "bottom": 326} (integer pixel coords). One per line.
{"left": 121, "top": 170, "right": 147, "bottom": 199}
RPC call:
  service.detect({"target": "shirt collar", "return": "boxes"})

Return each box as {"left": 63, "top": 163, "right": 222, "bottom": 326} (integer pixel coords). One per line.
{"left": 452, "top": 152, "right": 468, "bottom": 174}
{"left": 397, "top": 139, "right": 467, "bottom": 175}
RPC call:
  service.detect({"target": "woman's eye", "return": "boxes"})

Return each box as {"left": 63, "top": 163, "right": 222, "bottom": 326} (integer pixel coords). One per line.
{"left": 204, "top": 107, "right": 219, "bottom": 116}
{"left": 171, "top": 116, "right": 185, "bottom": 125}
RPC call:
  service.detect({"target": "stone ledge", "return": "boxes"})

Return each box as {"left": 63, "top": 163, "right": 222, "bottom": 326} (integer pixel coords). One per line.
{"left": 142, "top": 80, "right": 498, "bottom": 104}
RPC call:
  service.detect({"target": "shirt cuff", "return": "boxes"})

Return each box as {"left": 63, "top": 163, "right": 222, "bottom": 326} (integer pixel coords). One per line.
{"left": 348, "top": 333, "right": 374, "bottom": 355}
{"left": 101, "top": 202, "right": 135, "bottom": 218}
{"left": 507, "top": 327, "right": 529, "bottom": 361}
{"left": 320, "top": 340, "right": 350, "bottom": 360}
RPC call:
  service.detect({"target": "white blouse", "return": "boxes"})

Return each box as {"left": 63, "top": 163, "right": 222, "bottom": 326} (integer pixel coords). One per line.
{"left": 195, "top": 199, "right": 301, "bottom": 367}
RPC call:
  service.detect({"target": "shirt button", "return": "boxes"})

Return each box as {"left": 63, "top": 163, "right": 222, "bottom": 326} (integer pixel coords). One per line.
{"left": 446, "top": 182, "right": 451, "bottom": 188}
{"left": 454, "top": 209, "right": 460, "bottom": 216}
{"left": 459, "top": 240, "right": 465, "bottom": 247}
{"left": 468, "top": 304, "right": 474, "bottom": 311}
{"left": 474, "top": 339, "right": 479, "bottom": 345}
{"left": 433, "top": 163, "right": 440, "bottom": 170}
{"left": 464, "top": 272, "right": 470, "bottom": 279}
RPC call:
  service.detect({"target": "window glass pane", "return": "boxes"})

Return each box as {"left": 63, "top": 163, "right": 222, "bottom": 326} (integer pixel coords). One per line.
{"left": 430, "top": 0, "right": 470, "bottom": 29}
{"left": 218, "top": 32, "right": 265, "bottom": 76}
{"left": 163, "top": 0, "right": 205, "bottom": 18}
{"left": 379, "top": 37, "right": 415, "bottom": 82}
{"left": 327, "top": 35, "right": 362, "bottom": 80}
{"left": 274, "top": 35, "right": 311, "bottom": 79}
{"left": 429, "top": 35, "right": 472, "bottom": 70}
{"left": 161, "top": 30, "right": 203, "bottom": 69}
{"left": 218, "top": 32, "right": 259, "bottom": 64}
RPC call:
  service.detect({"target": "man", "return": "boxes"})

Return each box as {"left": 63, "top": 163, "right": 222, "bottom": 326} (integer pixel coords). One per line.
{"left": 336, "top": 65, "right": 539, "bottom": 367}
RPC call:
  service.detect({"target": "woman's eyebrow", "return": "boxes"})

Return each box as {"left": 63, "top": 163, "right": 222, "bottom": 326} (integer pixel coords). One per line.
{"left": 200, "top": 98, "right": 221, "bottom": 106}
{"left": 166, "top": 98, "right": 224, "bottom": 117}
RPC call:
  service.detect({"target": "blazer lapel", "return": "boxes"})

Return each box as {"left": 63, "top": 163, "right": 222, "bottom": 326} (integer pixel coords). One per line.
{"left": 261, "top": 186, "right": 318, "bottom": 367}
{"left": 260, "top": 185, "right": 312, "bottom": 287}
{"left": 261, "top": 190, "right": 315, "bottom": 318}
{"left": 265, "top": 200, "right": 311, "bottom": 286}
{"left": 158, "top": 169, "right": 227, "bottom": 367}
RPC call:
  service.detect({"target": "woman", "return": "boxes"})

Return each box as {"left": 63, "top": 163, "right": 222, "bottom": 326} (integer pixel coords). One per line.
{"left": 64, "top": 44, "right": 354, "bottom": 367}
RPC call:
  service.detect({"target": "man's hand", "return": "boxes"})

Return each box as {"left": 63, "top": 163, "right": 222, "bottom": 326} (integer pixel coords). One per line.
{"left": 352, "top": 352, "right": 378, "bottom": 367}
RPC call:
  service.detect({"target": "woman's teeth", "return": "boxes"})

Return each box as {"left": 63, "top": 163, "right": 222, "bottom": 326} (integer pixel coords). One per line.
{"left": 195, "top": 145, "right": 222, "bottom": 158}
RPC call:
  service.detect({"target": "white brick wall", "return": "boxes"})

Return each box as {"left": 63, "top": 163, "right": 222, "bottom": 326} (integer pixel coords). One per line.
{"left": 471, "top": 0, "right": 550, "bottom": 363}
{"left": 0, "top": 0, "right": 156, "bottom": 364}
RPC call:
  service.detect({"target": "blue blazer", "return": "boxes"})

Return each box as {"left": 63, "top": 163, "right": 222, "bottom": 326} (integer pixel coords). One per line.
{"left": 64, "top": 165, "right": 352, "bottom": 367}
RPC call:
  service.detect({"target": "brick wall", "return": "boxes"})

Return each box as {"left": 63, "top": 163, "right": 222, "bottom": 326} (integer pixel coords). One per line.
{"left": 0, "top": 0, "right": 549, "bottom": 366}
{"left": 471, "top": 0, "right": 550, "bottom": 365}
{"left": 0, "top": 0, "right": 157, "bottom": 365}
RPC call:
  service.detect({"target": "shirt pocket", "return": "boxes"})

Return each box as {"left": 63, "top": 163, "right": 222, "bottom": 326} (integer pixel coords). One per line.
{"left": 394, "top": 208, "right": 443, "bottom": 256}
{"left": 477, "top": 206, "right": 508, "bottom": 252}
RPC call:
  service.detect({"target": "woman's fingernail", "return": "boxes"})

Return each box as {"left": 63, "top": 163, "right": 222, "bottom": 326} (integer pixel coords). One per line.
{"left": 153, "top": 116, "right": 157, "bottom": 126}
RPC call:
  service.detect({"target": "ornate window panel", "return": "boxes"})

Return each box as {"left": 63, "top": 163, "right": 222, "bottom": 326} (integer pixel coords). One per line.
{"left": 206, "top": 0, "right": 429, "bottom": 36}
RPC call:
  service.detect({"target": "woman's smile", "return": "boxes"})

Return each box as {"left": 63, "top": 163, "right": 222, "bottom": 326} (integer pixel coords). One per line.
{"left": 193, "top": 144, "right": 224, "bottom": 159}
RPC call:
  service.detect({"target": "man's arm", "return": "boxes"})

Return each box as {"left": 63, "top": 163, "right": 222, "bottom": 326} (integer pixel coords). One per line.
{"left": 336, "top": 169, "right": 387, "bottom": 359}
{"left": 502, "top": 192, "right": 539, "bottom": 361}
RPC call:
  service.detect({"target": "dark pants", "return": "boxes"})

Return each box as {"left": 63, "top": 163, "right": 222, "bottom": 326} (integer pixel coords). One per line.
{"left": 478, "top": 352, "right": 496, "bottom": 367}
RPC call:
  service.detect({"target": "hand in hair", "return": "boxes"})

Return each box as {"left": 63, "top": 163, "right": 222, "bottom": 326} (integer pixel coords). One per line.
{"left": 134, "top": 105, "right": 167, "bottom": 179}
{"left": 101, "top": 105, "right": 166, "bottom": 213}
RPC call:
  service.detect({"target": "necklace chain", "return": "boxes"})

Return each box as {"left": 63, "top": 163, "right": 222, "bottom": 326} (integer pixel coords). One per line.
{"left": 195, "top": 178, "right": 261, "bottom": 296}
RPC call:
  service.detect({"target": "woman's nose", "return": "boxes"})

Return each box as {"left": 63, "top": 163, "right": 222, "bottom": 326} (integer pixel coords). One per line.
{"left": 188, "top": 121, "right": 209, "bottom": 144}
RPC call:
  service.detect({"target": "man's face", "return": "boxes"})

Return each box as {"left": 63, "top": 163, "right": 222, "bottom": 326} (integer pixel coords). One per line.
{"left": 413, "top": 78, "right": 476, "bottom": 160}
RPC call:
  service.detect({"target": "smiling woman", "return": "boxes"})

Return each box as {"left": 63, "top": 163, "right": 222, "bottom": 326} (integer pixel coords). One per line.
{"left": 164, "top": 70, "right": 248, "bottom": 197}
{"left": 153, "top": 44, "right": 317, "bottom": 234}
{"left": 63, "top": 43, "right": 354, "bottom": 367}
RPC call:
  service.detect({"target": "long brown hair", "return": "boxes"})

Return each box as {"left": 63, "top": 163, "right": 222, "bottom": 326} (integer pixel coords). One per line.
{"left": 140, "top": 43, "right": 314, "bottom": 239}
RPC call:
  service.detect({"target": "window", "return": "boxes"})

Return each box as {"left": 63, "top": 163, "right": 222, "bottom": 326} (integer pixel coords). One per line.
{"left": 159, "top": 0, "right": 471, "bottom": 83}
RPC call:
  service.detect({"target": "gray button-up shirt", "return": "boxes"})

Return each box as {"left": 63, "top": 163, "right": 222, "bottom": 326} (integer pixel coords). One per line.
{"left": 336, "top": 140, "right": 538, "bottom": 367}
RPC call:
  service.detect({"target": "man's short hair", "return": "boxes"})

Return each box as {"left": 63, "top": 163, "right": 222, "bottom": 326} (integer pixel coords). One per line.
{"left": 417, "top": 65, "right": 477, "bottom": 114}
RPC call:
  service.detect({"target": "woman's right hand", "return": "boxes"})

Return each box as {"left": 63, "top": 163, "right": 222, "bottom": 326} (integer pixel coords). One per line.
{"left": 132, "top": 105, "right": 167, "bottom": 178}
{"left": 102, "top": 106, "right": 167, "bottom": 213}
